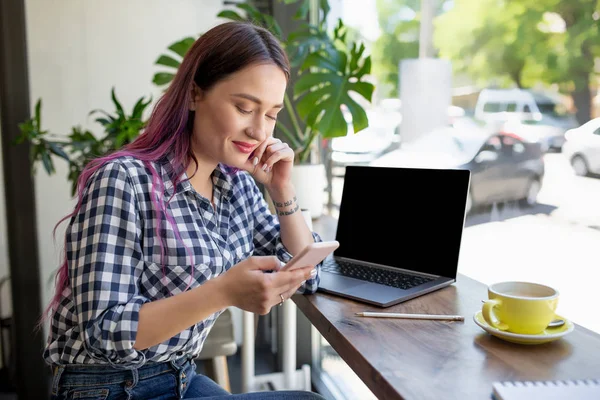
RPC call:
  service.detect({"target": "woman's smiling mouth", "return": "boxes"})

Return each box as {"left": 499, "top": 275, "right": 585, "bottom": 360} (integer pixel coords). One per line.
{"left": 232, "top": 141, "right": 257, "bottom": 154}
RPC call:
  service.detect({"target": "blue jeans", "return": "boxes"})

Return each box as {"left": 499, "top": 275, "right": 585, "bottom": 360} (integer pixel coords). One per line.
{"left": 51, "top": 357, "right": 327, "bottom": 399}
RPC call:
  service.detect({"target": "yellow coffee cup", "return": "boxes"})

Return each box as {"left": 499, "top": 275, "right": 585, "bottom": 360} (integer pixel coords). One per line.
{"left": 482, "top": 281, "right": 559, "bottom": 335}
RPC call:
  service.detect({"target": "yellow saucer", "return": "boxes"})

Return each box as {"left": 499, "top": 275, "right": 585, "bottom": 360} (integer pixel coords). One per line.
{"left": 473, "top": 311, "right": 574, "bottom": 345}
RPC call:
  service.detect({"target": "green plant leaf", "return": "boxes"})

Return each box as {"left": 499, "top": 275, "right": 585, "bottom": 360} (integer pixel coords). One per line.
{"left": 88, "top": 108, "right": 113, "bottom": 119}
{"left": 347, "top": 81, "right": 374, "bottom": 101}
{"left": 15, "top": 121, "right": 33, "bottom": 144}
{"left": 167, "top": 37, "right": 196, "bottom": 58}
{"left": 153, "top": 72, "right": 176, "bottom": 86}
{"left": 261, "top": 14, "right": 283, "bottom": 39}
{"left": 155, "top": 55, "right": 180, "bottom": 69}
{"left": 343, "top": 95, "right": 369, "bottom": 134}
{"left": 286, "top": 25, "right": 334, "bottom": 67}
{"left": 300, "top": 51, "right": 345, "bottom": 73}
{"left": 319, "top": 0, "right": 331, "bottom": 22}
{"left": 219, "top": 4, "right": 283, "bottom": 39}
{"left": 236, "top": 3, "right": 263, "bottom": 19}
{"left": 114, "top": 133, "right": 126, "bottom": 149}
{"left": 315, "top": 105, "right": 347, "bottom": 138}
{"left": 41, "top": 150, "right": 54, "bottom": 174}
{"left": 152, "top": 36, "right": 195, "bottom": 90}
{"left": 217, "top": 10, "right": 246, "bottom": 22}
{"left": 94, "top": 117, "right": 111, "bottom": 127}
{"left": 131, "top": 97, "right": 152, "bottom": 121}
{"left": 293, "top": 72, "right": 338, "bottom": 94}
{"left": 295, "top": 86, "right": 330, "bottom": 125}
{"left": 355, "top": 55, "right": 371, "bottom": 78}
{"left": 68, "top": 164, "right": 81, "bottom": 197}
{"left": 132, "top": 95, "right": 152, "bottom": 120}
{"left": 275, "top": 120, "right": 302, "bottom": 149}
{"left": 34, "top": 98, "right": 42, "bottom": 130}
{"left": 293, "top": 0, "right": 310, "bottom": 20}
{"left": 348, "top": 43, "right": 364, "bottom": 73}
{"left": 294, "top": 45, "right": 373, "bottom": 138}
{"left": 288, "top": 0, "right": 329, "bottom": 23}
{"left": 48, "top": 142, "right": 71, "bottom": 162}
{"left": 110, "top": 88, "right": 125, "bottom": 119}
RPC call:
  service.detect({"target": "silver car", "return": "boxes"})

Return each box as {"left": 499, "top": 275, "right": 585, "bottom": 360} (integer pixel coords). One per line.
{"left": 562, "top": 117, "right": 600, "bottom": 176}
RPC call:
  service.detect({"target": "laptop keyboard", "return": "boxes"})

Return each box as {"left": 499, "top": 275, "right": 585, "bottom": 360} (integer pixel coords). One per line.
{"left": 321, "top": 259, "right": 434, "bottom": 290}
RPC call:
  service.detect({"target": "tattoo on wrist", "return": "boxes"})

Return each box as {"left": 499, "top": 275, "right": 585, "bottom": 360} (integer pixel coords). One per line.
{"left": 273, "top": 196, "right": 297, "bottom": 209}
{"left": 277, "top": 204, "right": 300, "bottom": 216}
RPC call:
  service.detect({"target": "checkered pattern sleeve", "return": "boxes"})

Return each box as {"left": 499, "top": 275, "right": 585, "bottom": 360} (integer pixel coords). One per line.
{"left": 67, "top": 160, "right": 150, "bottom": 366}
{"left": 245, "top": 175, "right": 322, "bottom": 294}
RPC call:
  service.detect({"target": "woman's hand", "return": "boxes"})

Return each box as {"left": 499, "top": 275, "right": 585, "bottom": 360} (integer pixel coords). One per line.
{"left": 218, "top": 256, "right": 314, "bottom": 315}
{"left": 242, "top": 137, "right": 294, "bottom": 191}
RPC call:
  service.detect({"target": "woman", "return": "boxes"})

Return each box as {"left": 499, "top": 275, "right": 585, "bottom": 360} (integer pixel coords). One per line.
{"left": 43, "top": 21, "right": 326, "bottom": 400}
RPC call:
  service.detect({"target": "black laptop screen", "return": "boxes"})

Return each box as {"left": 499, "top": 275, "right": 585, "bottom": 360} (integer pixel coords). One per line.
{"left": 333, "top": 165, "right": 470, "bottom": 280}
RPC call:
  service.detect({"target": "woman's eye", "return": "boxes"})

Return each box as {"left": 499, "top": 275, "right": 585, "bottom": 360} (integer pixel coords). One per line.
{"left": 236, "top": 106, "right": 252, "bottom": 115}
{"left": 266, "top": 115, "right": 277, "bottom": 121}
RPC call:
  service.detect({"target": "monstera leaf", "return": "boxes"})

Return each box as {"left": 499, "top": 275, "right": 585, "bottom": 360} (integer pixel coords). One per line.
{"left": 285, "top": 23, "right": 334, "bottom": 68}
{"left": 152, "top": 37, "right": 196, "bottom": 89}
{"left": 218, "top": 3, "right": 282, "bottom": 39}
{"left": 294, "top": 22, "right": 374, "bottom": 140}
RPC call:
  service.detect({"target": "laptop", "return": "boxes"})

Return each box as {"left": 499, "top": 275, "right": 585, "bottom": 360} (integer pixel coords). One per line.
{"left": 318, "top": 165, "right": 471, "bottom": 307}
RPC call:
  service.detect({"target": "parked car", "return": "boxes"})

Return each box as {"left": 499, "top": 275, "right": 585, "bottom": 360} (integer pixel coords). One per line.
{"left": 329, "top": 108, "right": 400, "bottom": 166}
{"left": 562, "top": 117, "right": 600, "bottom": 176}
{"left": 369, "top": 120, "right": 545, "bottom": 214}
{"left": 474, "top": 88, "right": 579, "bottom": 151}
{"left": 501, "top": 117, "right": 568, "bottom": 152}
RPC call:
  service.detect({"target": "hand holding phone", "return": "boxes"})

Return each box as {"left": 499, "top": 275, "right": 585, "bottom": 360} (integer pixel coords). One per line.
{"left": 279, "top": 240, "right": 340, "bottom": 272}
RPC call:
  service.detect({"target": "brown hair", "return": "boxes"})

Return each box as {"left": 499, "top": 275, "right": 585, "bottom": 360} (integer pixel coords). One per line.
{"left": 192, "top": 21, "right": 290, "bottom": 90}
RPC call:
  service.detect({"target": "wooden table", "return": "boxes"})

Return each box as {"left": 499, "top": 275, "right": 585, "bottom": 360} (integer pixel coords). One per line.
{"left": 292, "top": 215, "right": 600, "bottom": 400}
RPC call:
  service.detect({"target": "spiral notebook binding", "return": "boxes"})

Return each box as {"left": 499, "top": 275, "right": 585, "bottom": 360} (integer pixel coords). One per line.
{"left": 492, "top": 379, "right": 600, "bottom": 400}
{"left": 499, "top": 379, "right": 600, "bottom": 387}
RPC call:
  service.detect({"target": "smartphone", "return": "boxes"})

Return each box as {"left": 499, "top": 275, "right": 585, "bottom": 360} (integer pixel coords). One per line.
{"left": 280, "top": 240, "right": 340, "bottom": 272}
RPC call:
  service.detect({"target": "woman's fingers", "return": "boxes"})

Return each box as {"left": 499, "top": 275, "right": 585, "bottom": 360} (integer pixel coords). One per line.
{"left": 248, "top": 140, "right": 270, "bottom": 171}
{"left": 247, "top": 262, "right": 313, "bottom": 314}
{"left": 272, "top": 266, "right": 313, "bottom": 294}
{"left": 260, "top": 142, "right": 293, "bottom": 173}
{"left": 260, "top": 276, "right": 305, "bottom": 314}
{"left": 252, "top": 137, "right": 280, "bottom": 169}
{"left": 280, "top": 269, "right": 316, "bottom": 303}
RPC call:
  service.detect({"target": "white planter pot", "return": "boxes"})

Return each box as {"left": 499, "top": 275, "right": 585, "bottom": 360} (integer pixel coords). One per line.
{"left": 291, "top": 163, "right": 326, "bottom": 219}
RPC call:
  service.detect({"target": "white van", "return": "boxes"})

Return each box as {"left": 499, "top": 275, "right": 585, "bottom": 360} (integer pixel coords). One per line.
{"left": 474, "top": 88, "right": 542, "bottom": 123}
{"left": 474, "top": 88, "right": 579, "bottom": 150}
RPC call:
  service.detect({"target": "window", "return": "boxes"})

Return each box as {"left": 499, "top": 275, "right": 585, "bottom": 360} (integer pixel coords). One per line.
{"left": 501, "top": 135, "right": 525, "bottom": 154}
{"left": 536, "top": 101, "right": 569, "bottom": 117}
{"left": 483, "top": 136, "right": 502, "bottom": 152}
{"left": 483, "top": 102, "right": 503, "bottom": 112}
{"left": 314, "top": 1, "right": 599, "bottom": 399}
{"left": 512, "top": 142, "right": 526, "bottom": 154}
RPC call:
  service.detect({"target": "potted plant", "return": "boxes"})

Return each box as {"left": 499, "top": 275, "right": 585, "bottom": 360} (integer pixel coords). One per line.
{"left": 152, "top": 0, "right": 374, "bottom": 218}
{"left": 15, "top": 88, "right": 152, "bottom": 196}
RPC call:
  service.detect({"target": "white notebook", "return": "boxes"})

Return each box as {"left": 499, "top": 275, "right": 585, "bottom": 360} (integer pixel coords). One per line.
{"left": 492, "top": 379, "right": 600, "bottom": 400}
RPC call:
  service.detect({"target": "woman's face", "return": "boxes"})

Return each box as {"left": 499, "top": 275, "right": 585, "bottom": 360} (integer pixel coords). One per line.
{"left": 190, "top": 62, "right": 287, "bottom": 169}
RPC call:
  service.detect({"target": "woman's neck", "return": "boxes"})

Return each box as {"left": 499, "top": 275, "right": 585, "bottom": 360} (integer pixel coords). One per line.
{"left": 186, "top": 155, "right": 216, "bottom": 202}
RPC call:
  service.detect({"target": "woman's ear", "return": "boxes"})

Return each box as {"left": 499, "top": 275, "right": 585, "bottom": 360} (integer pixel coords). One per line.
{"left": 189, "top": 85, "right": 203, "bottom": 111}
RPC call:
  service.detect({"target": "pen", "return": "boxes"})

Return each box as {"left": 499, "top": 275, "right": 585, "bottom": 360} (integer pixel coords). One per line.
{"left": 355, "top": 312, "right": 464, "bottom": 321}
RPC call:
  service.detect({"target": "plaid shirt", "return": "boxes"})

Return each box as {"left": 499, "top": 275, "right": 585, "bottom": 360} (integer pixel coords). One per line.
{"left": 43, "top": 154, "right": 321, "bottom": 368}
